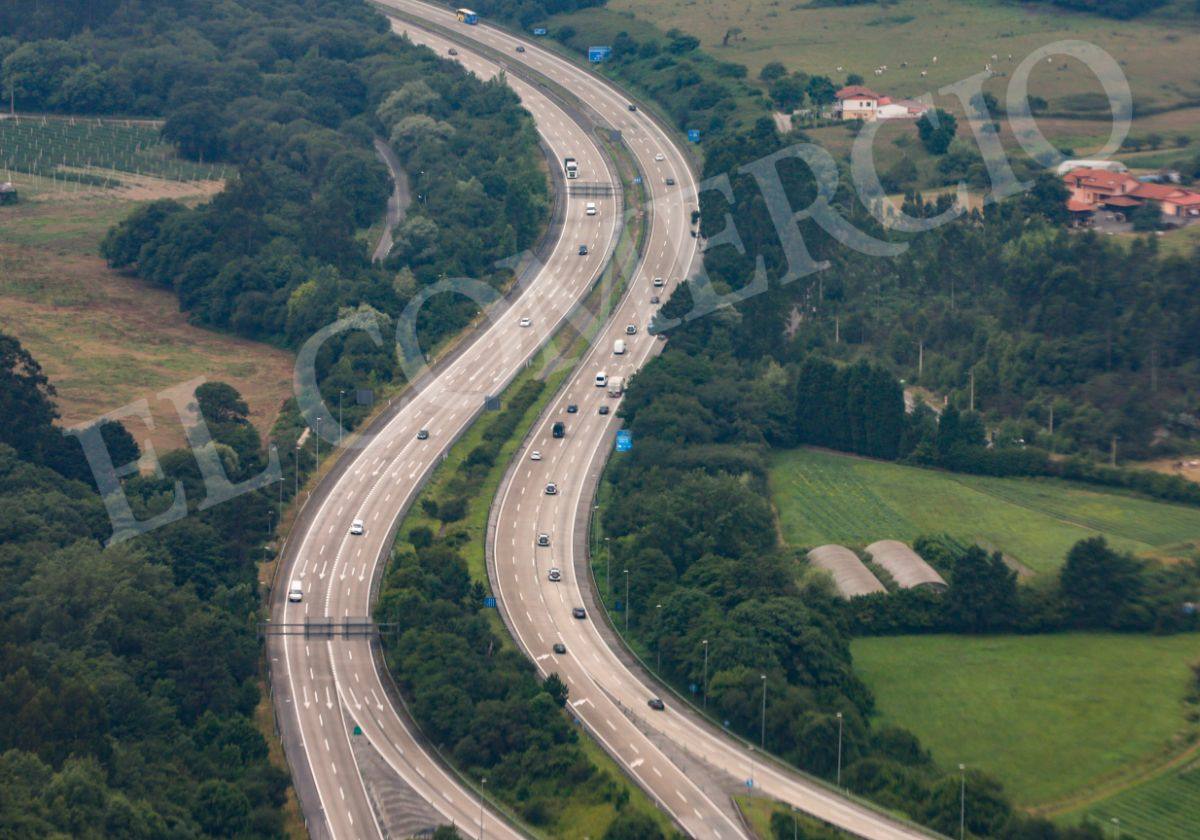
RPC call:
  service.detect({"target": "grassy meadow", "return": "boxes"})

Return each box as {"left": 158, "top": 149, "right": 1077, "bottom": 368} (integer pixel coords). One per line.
{"left": 769, "top": 448, "right": 1200, "bottom": 573}
{"left": 852, "top": 634, "right": 1200, "bottom": 813}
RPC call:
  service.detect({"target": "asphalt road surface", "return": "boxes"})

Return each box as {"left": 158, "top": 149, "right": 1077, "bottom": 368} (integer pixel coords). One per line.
{"left": 268, "top": 17, "right": 620, "bottom": 839}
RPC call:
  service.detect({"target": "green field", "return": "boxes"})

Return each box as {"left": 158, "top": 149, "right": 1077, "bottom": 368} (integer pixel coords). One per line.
{"left": 611, "top": 0, "right": 1200, "bottom": 114}
{"left": 852, "top": 634, "right": 1200, "bottom": 812}
{"left": 769, "top": 448, "right": 1200, "bottom": 573}
{"left": 1070, "top": 761, "right": 1200, "bottom": 840}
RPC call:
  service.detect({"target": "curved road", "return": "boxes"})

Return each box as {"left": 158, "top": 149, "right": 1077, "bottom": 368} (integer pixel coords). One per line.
{"left": 402, "top": 4, "right": 944, "bottom": 838}
{"left": 268, "top": 18, "right": 621, "bottom": 839}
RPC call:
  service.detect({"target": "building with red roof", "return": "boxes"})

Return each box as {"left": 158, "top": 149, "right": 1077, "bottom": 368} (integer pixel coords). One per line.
{"left": 1062, "top": 167, "right": 1200, "bottom": 222}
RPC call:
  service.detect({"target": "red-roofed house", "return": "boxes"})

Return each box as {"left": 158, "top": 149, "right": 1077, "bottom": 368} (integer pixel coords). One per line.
{"left": 1062, "top": 167, "right": 1200, "bottom": 222}
{"left": 835, "top": 85, "right": 883, "bottom": 121}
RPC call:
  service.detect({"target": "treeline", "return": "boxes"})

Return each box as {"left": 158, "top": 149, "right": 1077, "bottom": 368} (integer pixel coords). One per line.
{"left": 377, "top": 385, "right": 671, "bottom": 838}
{"left": 850, "top": 535, "right": 1200, "bottom": 636}
{"left": 6, "top": 0, "right": 547, "bottom": 412}
{"left": 603, "top": 325, "right": 1105, "bottom": 838}
{"left": 0, "top": 332, "right": 293, "bottom": 837}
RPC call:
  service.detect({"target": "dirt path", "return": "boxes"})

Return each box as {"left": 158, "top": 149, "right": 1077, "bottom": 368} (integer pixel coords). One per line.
{"left": 372, "top": 138, "right": 412, "bottom": 263}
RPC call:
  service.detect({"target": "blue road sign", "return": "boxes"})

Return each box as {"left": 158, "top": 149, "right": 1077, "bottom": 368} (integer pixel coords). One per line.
{"left": 483, "top": 596, "right": 497, "bottom": 608}
{"left": 533, "top": 27, "right": 547, "bottom": 35}
{"left": 615, "top": 430, "right": 632, "bottom": 452}
{"left": 588, "top": 46, "right": 612, "bottom": 63}
{"left": 687, "top": 129, "right": 701, "bottom": 143}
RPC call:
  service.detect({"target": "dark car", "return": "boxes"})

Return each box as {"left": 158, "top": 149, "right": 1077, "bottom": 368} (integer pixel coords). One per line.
{"left": 417, "top": 428, "right": 429, "bottom": 440}
{"left": 650, "top": 295, "right": 660, "bottom": 304}
{"left": 566, "top": 404, "right": 578, "bottom": 413}
{"left": 648, "top": 698, "right": 665, "bottom": 711}
{"left": 665, "top": 177, "right": 675, "bottom": 186}
{"left": 578, "top": 244, "right": 589, "bottom": 255}
{"left": 448, "top": 48, "right": 458, "bottom": 55}
{"left": 552, "top": 421, "right": 565, "bottom": 438}
{"left": 572, "top": 607, "right": 586, "bottom": 620}
{"left": 627, "top": 103, "right": 637, "bottom": 111}
{"left": 598, "top": 405, "right": 610, "bottom": 415}
{"left": 516, "top": 45, "right": 526, "bottom": 53}
{"left": 553, "top": 642, "right": 567, "bottom": 654}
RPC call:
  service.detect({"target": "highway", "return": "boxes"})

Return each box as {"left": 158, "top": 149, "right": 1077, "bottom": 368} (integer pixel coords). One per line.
{"left": 386, "top": 4, "right": 943, "bottom": 838}
{"left": 267, "top": 16, "right": 622, "bottom": 838}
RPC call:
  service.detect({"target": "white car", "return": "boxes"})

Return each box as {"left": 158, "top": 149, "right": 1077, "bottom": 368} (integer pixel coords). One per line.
{"left": 586, "top": 202, "right": 597, "bottom": 216}
{"left": 519, "top": 317, "right": 532, "bottom": 328}
{"left": 530, "top": 450, "right": 542, "bottom": 461}
{"left": 548, "top": 567, "right": 562, "bottom": 582}
{"left": 350, "top": 519, "right": 364, "bottom": 535}
{"left": 655, "top": 152, "right": 665, "bottom": 161}
{"left": 537, "top": 533, "right": 550, "bottom": 547}
{"left": 625, "top": 323, "right": 637, "bottom": 334}
{"left": 545, "top": 482, "right": 558, "bottom": 495}
{"left": 288, "top": 581, "right": 303, "bottom": 602}
{"left": 652, "top": 276, "right": 665, "bottom": 287}
{"left": 594, "top": 372, "right": 607, "bottom": 387}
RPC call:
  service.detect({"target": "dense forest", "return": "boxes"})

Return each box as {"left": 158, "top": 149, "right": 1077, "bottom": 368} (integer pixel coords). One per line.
{"left": 0, "top": 332, "right": 292, "bottom": 837}
{"left": 3, "top": 0, "right": 548, "bottom": 418}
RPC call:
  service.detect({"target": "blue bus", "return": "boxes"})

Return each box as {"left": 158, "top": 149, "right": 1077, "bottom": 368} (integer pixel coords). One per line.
{"left": 456, "top": 8, "right": 479, "bottom": 24}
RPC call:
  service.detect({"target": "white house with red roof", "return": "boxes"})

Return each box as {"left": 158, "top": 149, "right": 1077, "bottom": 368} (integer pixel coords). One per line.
{"left": 834, "top": 85, "right": 929, "bottom": 121}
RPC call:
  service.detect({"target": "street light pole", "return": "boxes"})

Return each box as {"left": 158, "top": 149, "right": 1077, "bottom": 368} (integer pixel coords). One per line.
{"left": 623, "top": 569, "right": 630, "bottom": 632}
{"left": 605, "top": 536, "right": 610, "bottom": 597}
{"left": 479, "top": 777, "right": 487, "bottom": 840}
{"left": 338, "top": 390, "right": 344, "bottom": 446}
{"left": 655, "top": 603, "right": 663, "bottom": 670}
{"left": 315, "top": 418, "right": 321, "bottom": 464}
{"left": 836, "top": 711, "right": 843, "bottom": 787}
{"left": 701, "top": 639, "right": 709, "bottom": 709}
{"left": 760, "top": 674, "right": 767, "bottom": 750}
{"left": 959, "top": 764, "right": 966, "bottom": 840}
{"left": 1111, "top": 817, "right": 1120, "bottom": 839}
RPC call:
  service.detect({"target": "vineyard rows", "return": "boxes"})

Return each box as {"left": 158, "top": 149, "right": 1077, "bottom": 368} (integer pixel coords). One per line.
{"left": 0, "top": 115, "right": 223, "bottom": 188}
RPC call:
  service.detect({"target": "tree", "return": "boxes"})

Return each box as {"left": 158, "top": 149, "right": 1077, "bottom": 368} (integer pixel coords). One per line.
{"left": 0, "top": 332, "right": 59, "bottom": 465}
{"left": 603, "top": 810, "right": 665, "bottom": 840}
{"left": 194, "top": 382, "right": 249, "bottom": 427}
{"left": 192, "top": 780, "right": 250, "bottom": 836}
{"left": 543, "top": 673, "right": 569, "bottom": 707}
{"left": 769, "top": 74, "right": 808, "bottom": 111}
{"left": 759, "top": 61, "right": 787, "bottom": 82}
{"left": 162, "top": 102, "right": 227, "bottom": 161}
{"left": 916, "top": 109, "right": 958, "bottom": 155}
{"left": 946, "top": 547, "right": 1017, "bottom": 632}
{"left": 1130, "top": 201, "right": 1161, "bottom": 232}
{"left": 1058, "top": 537, "right": 1142, "bottom": 628}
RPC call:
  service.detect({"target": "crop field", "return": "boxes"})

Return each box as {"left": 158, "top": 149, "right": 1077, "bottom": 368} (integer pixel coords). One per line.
{"left": 769, "top": 448, "right": 1200, "bottom": 573}
{"left": 0, "top": 115, "right": 224, "bottom": 188}
{"left": 611, "top": 0, "right": 1200, "bottom": 151}
{"left": 852, "top": 633, "right": 1200, "bottom": 811}
{"left": 1070, "top": 760, "right": 1200, "bottom": 840}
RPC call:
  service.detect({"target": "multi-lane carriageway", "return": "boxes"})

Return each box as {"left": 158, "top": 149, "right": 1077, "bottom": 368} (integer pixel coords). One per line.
{"left": 271, "top": 1, "right": 943, "bottom": 838}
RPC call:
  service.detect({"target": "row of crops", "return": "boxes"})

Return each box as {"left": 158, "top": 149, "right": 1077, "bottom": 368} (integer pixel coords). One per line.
{"left": 0, "top": 115, "right": 224, "bottom": 188}
{"left": 1080, "top": 763, "right": 1200, "bottom": 840}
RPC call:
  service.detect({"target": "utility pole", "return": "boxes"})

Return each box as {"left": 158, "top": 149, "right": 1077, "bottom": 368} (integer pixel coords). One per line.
{"left": 338, "top": 390, "right": 345, "bottom": 446}
{"left": 969, "top": 370, "right": 975, "bottom": 413}
{"left": 701, "top": 640, "right": 709, "bottom": 709}
{"left": 623, "top": 569, "right": 630, "bottom": 632}
{"left": 760, "top": 674, "right": 767, "bottom": 749}
{"left": 655, "top": 604, "right": 663, "bottom": 670}
{"left": 1048, "top": 404, "right": 1054, "bottom": 437}
{"left": 918, "top": 340, "right": 924, "bottom": 378}
{"left": 479, "top": 777, "right": 487, "bottom": 840}
{"left": 836, "top": 711, "right": 843, "bottom": 787}
{"left": 959, "top": 764, "right": 966, "bottom": 840}
{"left": 605, "top": 537, "right": 611, "bottom": 597}
{"left": 1110, "top": 435, "right": 1118, "bottom": 467}
{"left": 834, "top": 316, "right": 840, "bottom": 344}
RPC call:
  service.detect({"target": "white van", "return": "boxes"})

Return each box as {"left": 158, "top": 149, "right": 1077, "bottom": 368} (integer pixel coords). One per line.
{"left": 288, "top": 581, "right": 303, "bottom": 603}
{"left": 585, "top": 202, "right": 597, "bottom": 216}
{"left": 613, "top": 339, "right": 626, "bottom": 355}
{"left": 595, "top": 372, "right": 607, "bottom": 387}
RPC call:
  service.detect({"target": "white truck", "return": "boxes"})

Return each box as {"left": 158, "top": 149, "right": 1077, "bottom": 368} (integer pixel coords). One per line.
{"left": 607, "top": 376, "right": 624, "bottom": 397}
{"left": 563, "top": 157, "right": 578, "bottom": 179}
